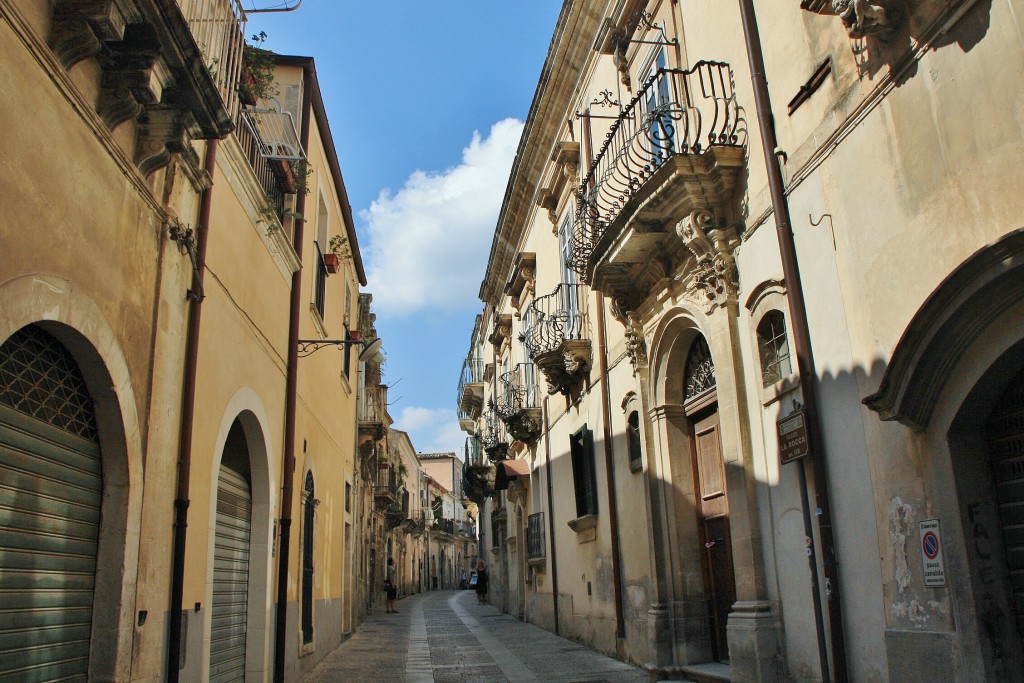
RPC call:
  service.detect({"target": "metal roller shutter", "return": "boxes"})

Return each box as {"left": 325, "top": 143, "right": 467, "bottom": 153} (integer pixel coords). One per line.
{"left": 209, "top": 465, "right": 251, "bottom": 683}
{"left": 0, "top": 327, "right": 101, "bottom": 683}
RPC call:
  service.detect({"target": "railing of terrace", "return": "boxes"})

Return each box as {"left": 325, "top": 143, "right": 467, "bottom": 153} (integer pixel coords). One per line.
{"left": 523, "top": 284, "right": 589, "bottom": 357}
{"left": 178, "top": 0, "right": 246, "bottom": 120}
{"left": 572, "top": 61, "right": 742, "bottom": 275}
{"left": 496, "top": 362, "right": 538, "bottom": 418}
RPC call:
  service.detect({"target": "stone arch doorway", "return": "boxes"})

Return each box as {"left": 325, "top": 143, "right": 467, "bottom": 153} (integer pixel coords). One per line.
{"left": 0, "top": 322, "right": 138, "bottom": 681}
{"left": 209, "top": 419, "right": 253, "bottom": 683}
{"left": 948, "top": 349, "right": 1024, "bottom": 682}
{"left": 203, "top": 397, "right": 274, "bottom": 682}
{"left": 0, "top": 325, "right": 104, "bottom": 680}
{"left": 648, "top": 312, "right": 753, "bottom": 667}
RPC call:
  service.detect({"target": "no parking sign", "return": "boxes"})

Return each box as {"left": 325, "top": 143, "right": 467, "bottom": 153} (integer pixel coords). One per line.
{"left": 919, "top": 519, "right": 946, "bottom": 587}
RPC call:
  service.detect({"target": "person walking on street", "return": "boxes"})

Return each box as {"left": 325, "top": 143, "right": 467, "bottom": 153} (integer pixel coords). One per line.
{"left": 475, "top": 560, "right": 488, "bottom": 605}
{"left": 385, "top": 558, "right": 398, "bottom": 613}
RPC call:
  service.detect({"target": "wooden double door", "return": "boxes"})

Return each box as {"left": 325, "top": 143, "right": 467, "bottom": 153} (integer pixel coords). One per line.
{"left": 690, "top": 404, "right": 736, "bottom": 662}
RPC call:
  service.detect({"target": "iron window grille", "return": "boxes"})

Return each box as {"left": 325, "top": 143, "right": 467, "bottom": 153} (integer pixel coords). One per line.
{"left": 527, "top": 512, "right": 546, "bottom": 560}
{"left": 756, "top": 310, "right": 793, "bottom": 387}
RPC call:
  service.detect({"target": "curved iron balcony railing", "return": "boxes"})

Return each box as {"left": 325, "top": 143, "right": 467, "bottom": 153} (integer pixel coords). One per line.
{"left": 496, "top": 363, "right": 538, "bottom": 418}
{"left": 572, "top": 61, "right": 743, "bottom": 275}
{"left": 464, "top": 436, "right": 484, "bottom": 467}
{"left": 457, "top": 355, "right": 485, "bottom": 419}
{"left": 480, "top": 409, "right": 509, "bottom": 461}
{"left": 523, "top": 284, "right": 589, "bottom": 357}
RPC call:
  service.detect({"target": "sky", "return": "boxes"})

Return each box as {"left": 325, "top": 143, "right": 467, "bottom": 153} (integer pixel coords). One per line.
{"left": 245, "top": 2, "right": 563, "bottom": 457}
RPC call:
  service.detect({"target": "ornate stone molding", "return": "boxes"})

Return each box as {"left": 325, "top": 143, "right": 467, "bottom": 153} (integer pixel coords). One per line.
{"left": 505, "top": 253, "right": 536, "bottom": 318}
{"left": 676, "top": 209, "right": 739, "bottom": 314}
{"left": 537, "top": 141, "right": 581, "bottom": 230}
{"left": 51, "top": 0, "right": 234, "bottom": 178}
{"left": 501, "top": 407, "right": 542, "bottom": 446}
{"left": 488, "top": 313, "right": 513, "bottom": 351}
{"left": 534, "top": 339, "right": 591, "bottom": 396}
{"left": 801, "top": 0, "right": 900, "bottom": 40}
{"left": 610, "top": 296, "right": 648, "bottom": 374}
{"left": 135, "top": 107, "right": 201, "bottom": 176}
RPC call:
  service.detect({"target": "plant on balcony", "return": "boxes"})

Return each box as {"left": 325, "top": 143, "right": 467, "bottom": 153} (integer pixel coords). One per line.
{"left": 323, "top": 234, "right": 351, "bottom": 274}
{"left": 238, "top": 32, "right": 277, "bottom": 104}
{"left": 256, "top": 194, "right": 302, "bottom": 237}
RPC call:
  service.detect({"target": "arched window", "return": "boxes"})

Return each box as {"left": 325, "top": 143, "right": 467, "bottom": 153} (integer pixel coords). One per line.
{"left": 683, "top": 335, "right": 716, "bottom": 402}
{"left": 627, "top": 411, "right": 642, "bottom": 469}
{"left": 756, "top": 310, "right": 792, "bottom": 387}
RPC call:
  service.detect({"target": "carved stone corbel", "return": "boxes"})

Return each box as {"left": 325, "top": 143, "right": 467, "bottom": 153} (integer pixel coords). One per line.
{"left": 503, "top": 408, "right": 543, "bottom": 446}
{"left": 488, "top": 313, "right": 513, "bottom": 351}
{"left": 676, "top": 209, "right": 739, "bottom": 314}
{"left": 135, "top": 107, "right": 201, "bottom": 177}
{"left": 801, "top": 0, "right": 899, "bottom": 40}
{"left": 49, "top": 17, "right": 105, "bottom": 71}
{"left": 610, "top": 295, "right": 648, "bottom": 374}
{"left": 533, "top": 337, "right": 591, "bottom": 397}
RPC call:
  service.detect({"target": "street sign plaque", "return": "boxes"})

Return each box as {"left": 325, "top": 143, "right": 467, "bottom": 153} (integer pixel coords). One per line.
{"left": 777, "top": 410, "right": 809, "bottom": 465}
{"left": 919, "top": 519, "right": 946, "bottom": 587}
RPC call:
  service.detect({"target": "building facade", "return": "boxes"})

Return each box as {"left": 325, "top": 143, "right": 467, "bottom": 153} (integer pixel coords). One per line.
{"left": 461, "top": 1, "right": 1024, "bottom": 682}
{"left": 1, "top": 2, "right": 374, "bottom": 681}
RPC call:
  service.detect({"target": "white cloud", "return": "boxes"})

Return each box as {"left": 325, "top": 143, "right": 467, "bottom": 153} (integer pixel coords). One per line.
{"left": 394, "top": 405, "right": 465, "bottom": 455}
{"left": 361, "top": 118, "right": 524, "bottom": 316}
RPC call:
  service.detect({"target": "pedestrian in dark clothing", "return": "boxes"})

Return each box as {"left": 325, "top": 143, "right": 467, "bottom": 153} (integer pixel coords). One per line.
{"left": 475, "top": 560, "right": 489, "bottom": 605}
{"left": 385, "top": 558, "right": 398, "bottom": 613}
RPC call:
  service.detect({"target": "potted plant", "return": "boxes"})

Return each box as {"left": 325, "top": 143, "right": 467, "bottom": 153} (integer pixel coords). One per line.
{"left": 324, "top": 234, "right": 348, "bottom": 274}
{"left": 238, "top": 32, "right": 277, "bottom": 105}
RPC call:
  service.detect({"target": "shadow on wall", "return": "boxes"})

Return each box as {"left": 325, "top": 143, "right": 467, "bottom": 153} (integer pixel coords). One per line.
{"left": 852, "top": 0, "right": 993, "bottom": 85}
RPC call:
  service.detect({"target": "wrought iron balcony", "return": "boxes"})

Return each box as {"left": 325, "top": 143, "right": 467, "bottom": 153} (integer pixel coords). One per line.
{"left": 359, "top": 384, "right": 387, "bottom": 441}
{"left": 480, "top": 410, "right": 509, "bottom": 462}
{"left": 523, "top": 284, "right": 591, "bottom": 396}
{"left": 179, "top": 0, "right": 246, "bottom": 120}
{"left": 463, "top": 437, "right": 495, "bottom": 504}
{"left": 572, "top": 61, "right": 745, "bottom": 305}
{"left": 464, "top": 435, "right": 484, "bottom": 467}
{"left": 432, "top": 517, "right": 456, "bottom": 535}
{"left": 457, "top": 355, "right": 486, "bottom": 423}
{"left": 496, "top": 363, "right": 542, "bottom": 445}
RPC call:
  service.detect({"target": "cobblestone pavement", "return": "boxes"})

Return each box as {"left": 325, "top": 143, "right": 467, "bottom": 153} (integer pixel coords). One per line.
{"left": 304, "top": 590, "right": 653, "bottom": 682}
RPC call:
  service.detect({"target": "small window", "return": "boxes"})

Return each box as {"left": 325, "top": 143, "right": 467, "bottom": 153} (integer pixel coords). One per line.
{"left": 570, "top": 426, "right": 598, "bottom": 518}
{"left": 627, "top": 411, "right": 642, "bottom": 469}
{"left": 756, "top": 310, "right": 792, "bottom": 387}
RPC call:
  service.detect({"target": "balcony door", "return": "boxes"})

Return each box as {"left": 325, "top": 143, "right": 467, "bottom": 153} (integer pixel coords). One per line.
{"left": 644, "top": 48, "right": 676, "bottom": 162}
{"left": 558, "top": 213, "right": 581, "bottom": 336}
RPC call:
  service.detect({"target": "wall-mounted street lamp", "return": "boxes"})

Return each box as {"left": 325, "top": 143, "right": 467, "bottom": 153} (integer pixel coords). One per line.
{"left": 297, "top": 333, "right": 384, "bottom": 362}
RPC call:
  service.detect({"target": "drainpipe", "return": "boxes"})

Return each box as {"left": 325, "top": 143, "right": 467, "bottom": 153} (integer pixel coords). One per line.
{"left": 736, "top": 2, "right": 849, "bottom": 681}
{"left": 595, "top": 297, "right": 626, "bottom": 640}
{"left": 542, "top": 398, "right": 560, "bottom": 634}
{"left": 167, "top": 138, "right": 218, "bottom": 683}
{"left": 273, "top": 63, "right": 314, "bottom": 683}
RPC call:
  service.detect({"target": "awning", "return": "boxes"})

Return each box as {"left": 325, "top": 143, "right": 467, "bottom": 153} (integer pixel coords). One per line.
{"left": 494, "top": 458, "right": 531, "bottom": 491}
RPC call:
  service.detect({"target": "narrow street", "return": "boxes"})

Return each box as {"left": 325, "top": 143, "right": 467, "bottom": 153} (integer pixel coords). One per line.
{"left": 305, "top": 590, "right": 657, "bottom": 683}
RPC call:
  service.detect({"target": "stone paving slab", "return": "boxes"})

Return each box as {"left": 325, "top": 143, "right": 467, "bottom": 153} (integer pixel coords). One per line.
{"left": 303, "top": 590, "right": 655, "bottom": 683}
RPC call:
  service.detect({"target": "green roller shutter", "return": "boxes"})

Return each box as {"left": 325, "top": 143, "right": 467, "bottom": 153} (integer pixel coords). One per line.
{"left": 209, "top": 465, "right": 251, "bottom": 683}
{"left": 0, "top": 326, "right": 102, "bottom": 683}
